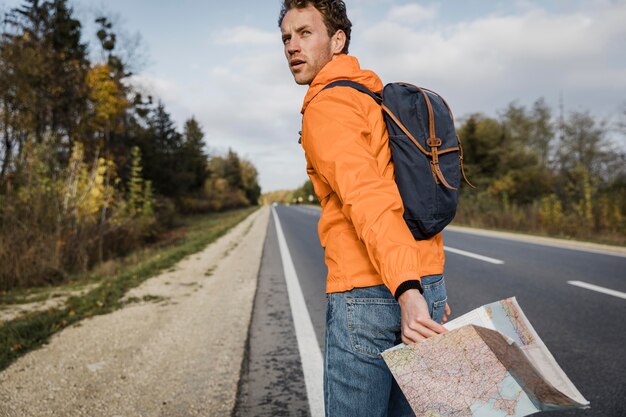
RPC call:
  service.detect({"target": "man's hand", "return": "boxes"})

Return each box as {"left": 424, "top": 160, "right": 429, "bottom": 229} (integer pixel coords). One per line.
{"left": 397, "top": 289, "right": 448, "bottom": 344}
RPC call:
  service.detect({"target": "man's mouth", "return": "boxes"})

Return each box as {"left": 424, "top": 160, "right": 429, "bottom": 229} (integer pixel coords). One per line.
{"left": 290, "top": 59, "right": 306, "bottom": 71}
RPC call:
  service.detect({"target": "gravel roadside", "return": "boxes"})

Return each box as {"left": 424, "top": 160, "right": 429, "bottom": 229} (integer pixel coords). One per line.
{"left": 0, "top": 206, "right": 270, "bottom": 417}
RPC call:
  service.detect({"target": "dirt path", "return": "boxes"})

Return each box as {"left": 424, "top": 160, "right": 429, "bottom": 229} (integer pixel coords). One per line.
{"left": 0, "top": 206, "right": 270, "bottom": 417}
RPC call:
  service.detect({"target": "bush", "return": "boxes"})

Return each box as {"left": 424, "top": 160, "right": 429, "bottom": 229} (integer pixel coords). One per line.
{"left": 0, "top": 141, "right": 156, "bottom": 291}
{"left": 455, "top": 188, "right": 625, "bottom": 245}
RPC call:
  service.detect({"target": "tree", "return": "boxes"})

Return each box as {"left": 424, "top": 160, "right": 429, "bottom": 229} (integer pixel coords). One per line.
{"left": 239, "top": 159, "right": 261, "bottom": 205}
{"left": 2, "top": 0, "right": 89, "bottom": 148}
{"left": 530, "top": 99, "right": 554, "bottom": 167}
{"left": 497, "top": 101, "right": 554, "bottom": 204}
{"left": 291, "top": 179, "right": 316, "bottom": 204}
{"left": 203, "top": 149, "right": 261, "bottom": 210}
{"left": 558, "top": 111, "right": 621, "bottom": 182}
{"left": 126, "top": 145, "right": 153, "bottom": 219}
{"left": 181, "top": 117, "right": 208, "bottom": 192}
{"left": 85, "top": 64, "right": 128, "bottom": 140}
{"left": 223, "top": 149, "right": 243, "bottom": 190}
{"left": 458, "top": 114, "right": 504, "bottom": 183}
{"left": 139, "top": 103, "right": 184, "bottom": 197}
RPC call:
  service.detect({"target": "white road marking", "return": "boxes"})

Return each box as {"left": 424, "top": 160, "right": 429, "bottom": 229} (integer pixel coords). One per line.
{"left": 567, "top": 281, "right": 626, "bottom": 300}
{"left": 444, "top": 246, "right": 505, "bottom": 265}
{"left": 272, "top": 207, "right": 324, "bottom": 417}
{"left": 446, "top": 225, "right": 626, "bottom": 258}
{"left": 291, "top": 205, "right": 321, "bottom": 217}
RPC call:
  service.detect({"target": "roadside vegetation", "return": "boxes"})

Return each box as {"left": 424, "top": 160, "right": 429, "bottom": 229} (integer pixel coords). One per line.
{"left": 0, "top": 0, "right": 262, "bottom": 294}
{"left": 0, "top": 0, "right": 263, "bottom": 369}
{"left": 456, "top": 100, "right": 625, "bottom": 245}
{"left": 0, "top": 206, "right": 257, "bottom": 371}
{"left": 273, "top": 100, "right": 626, "bottom": 246}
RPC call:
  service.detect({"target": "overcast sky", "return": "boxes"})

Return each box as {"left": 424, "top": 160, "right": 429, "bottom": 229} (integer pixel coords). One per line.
{"left": 3, "top": 0, "right": 626, "bottom": 192}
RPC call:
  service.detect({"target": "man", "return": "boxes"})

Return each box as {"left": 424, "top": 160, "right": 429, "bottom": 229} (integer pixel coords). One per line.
{"left": 279, "top": 1, "right": 451, "bottom": 415}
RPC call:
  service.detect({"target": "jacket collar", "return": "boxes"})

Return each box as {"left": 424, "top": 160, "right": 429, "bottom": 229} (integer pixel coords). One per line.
{"left": 300, "top": 54, "right": 383, "bottom": 114}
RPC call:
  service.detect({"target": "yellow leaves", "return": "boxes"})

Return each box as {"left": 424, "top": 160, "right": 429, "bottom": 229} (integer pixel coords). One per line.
{"left": 126, "top": 146, "right": 154, "bottom": 220}
{"left": 13, "top": 140, "right": 61, "bottom": 206}
{"left": 539, "top": 194, "right": 564, "bottom": 230}
{"left": 87, "top": 64, "right": 128, "bottom": 127}
{"left": 487, "top": 173, "right": 515, "bottom": 198}
{"left": 215, "top": 178, "right": 229, "bottom": 193}
{"left": 63, "top": 142, "right": 120, "bottom": 221}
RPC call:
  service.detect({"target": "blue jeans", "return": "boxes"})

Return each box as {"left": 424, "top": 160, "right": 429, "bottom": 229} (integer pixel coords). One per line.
{"left": 324, "top": 274, "right": 447, "bottom": 417}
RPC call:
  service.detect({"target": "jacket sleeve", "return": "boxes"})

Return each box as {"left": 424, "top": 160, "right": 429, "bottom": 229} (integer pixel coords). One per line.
{"left": 302, "top": 89, "right": 423, "bottom": 296}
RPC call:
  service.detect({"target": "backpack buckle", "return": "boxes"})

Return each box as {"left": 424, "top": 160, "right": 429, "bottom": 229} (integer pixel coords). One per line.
{"left": 427, "top": 137, "right": 442, "bottom": 147}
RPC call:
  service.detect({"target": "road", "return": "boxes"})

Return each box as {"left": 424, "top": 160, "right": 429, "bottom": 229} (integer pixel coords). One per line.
{"left": 235, "top": 205, "right": 626, "bottom": 417}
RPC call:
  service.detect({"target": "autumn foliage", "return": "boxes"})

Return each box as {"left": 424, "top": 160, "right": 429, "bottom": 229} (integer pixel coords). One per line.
{"left": 0, "top": 1, "right": 260, "bottom": 290}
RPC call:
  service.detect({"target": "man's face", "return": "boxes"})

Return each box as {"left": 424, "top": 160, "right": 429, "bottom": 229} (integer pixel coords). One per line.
{"left": 281, "top": 5, "right": 336, "bottom": 85}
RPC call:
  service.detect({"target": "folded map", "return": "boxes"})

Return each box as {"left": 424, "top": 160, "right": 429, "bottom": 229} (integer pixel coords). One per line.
{"left": 382, "top": 297, "right": 589, "bottom": 417}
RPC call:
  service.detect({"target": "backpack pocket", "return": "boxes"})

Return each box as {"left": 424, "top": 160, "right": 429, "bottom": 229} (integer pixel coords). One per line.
{"left": 389, "top": 134, "right": 456, "bottom": 239}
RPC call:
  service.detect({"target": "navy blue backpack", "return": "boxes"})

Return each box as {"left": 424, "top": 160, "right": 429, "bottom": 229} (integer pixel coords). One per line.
{"left": 322, "top": 80, "right": 474, "bottom": 240}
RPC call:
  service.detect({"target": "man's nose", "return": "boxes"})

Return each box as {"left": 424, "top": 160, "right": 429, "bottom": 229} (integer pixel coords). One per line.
{"left": 286, "top": 38, "right": 300, "bottom": 55}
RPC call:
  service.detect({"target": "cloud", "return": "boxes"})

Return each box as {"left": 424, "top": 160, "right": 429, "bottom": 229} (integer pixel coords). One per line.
{"left": 387, "top": 3, "right": 437, "bottom": 23}
{"left": 129, "top": 1, "right": 626, "bottom": 192}
{"left": 213, "top": 25, "right": 277, "bottom": 46}
{"left": 355, "top": 2, "right": 626, "bottom": 118}
{"left": 128, "top": 73, "right": 182, "bottom": 103}
{"left": 140, "top": 43, "right": 309, "bottom": 192}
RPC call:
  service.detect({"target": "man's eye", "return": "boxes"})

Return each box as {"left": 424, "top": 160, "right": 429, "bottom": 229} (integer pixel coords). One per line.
{"left": 302, "top": 30, "right": 311, "bottom": 36}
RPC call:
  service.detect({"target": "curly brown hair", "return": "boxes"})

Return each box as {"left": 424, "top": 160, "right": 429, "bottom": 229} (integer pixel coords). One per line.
{"left": 278, "top": 0, "right": 352, "bottom": 54}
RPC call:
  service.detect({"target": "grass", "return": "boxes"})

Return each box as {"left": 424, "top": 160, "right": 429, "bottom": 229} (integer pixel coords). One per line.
{"left": 0, "top": 206, "right": 258, "bottom": 371}
{"left": 0, "top": 279, "right": 96, "bottom": 306}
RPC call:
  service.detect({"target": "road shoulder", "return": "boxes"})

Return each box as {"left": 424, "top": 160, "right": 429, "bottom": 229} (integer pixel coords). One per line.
{"left": 446, "top": 225, "right": 626, "bottom": 257}
{"left": 0, "top": 206, "right": 270, "bottom": 417}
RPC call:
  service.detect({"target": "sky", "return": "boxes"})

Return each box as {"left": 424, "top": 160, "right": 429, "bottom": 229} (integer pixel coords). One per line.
{"left": 2, "top": 0, "right": 626, "bottom": 192}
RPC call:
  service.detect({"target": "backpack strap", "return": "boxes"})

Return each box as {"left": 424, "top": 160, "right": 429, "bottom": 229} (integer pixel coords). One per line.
{"left": 323, "top": 81, "right": 436, "bottom": 158}
{"left": 300, "top": 80, "right": 380, "bottom": 144}
{"left": 322, "top": 80, "right": 383, "bottom": 104}
{"left": 322, "top": 80, "right": 445, "bottom": 183}
{"left": 322, "top": 80, "right": 474, "bottom": 190}
{"left": 322, "top": 81, "right": 434, "bottom": 153}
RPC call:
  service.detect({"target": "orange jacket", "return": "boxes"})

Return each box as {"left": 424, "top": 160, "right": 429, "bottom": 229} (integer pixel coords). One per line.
{"left": 300, "top": 54, "right": 445, "bottom": 296}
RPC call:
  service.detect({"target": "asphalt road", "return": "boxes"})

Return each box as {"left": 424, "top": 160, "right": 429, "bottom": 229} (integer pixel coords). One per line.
{"left": 235, "top": 205, "right": 626, "bottom": 417}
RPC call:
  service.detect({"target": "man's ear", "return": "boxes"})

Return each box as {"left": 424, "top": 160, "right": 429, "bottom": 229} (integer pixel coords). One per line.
{"left": 331, "top": 30, "right": 346, "bottom": 54}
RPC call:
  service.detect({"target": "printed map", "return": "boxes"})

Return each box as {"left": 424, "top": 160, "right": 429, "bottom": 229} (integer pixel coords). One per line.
{"left": 382, "top": 298, "right": 589, "bottom": 417}
{"left": 485, "top": 298, "right": 535, "bottom": 347}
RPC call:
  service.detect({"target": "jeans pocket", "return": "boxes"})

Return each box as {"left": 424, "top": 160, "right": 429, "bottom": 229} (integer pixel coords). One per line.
{"left": 421, "top": 275, "right": 447, "bottom": 324}
{"left": 346, "top": 298, "right": 401, "bottom": 358}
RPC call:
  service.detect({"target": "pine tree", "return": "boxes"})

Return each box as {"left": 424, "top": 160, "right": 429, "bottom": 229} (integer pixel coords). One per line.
{"left": 182, "top": 117, "right": 208, "bottom": 192}
{"left": 223, "top": 149, "right": 242, "bottom": 190}
{"left": 139, "top": 103, "right": 184, "bottom": 197}
{"left": 240, "top": 159, "right": 261, "bottom": 205}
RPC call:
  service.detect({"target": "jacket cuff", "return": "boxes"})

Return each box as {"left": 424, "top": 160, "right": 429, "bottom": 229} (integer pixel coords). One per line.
{"left": 394, "top": 280, "right": 423, "bottom": 300}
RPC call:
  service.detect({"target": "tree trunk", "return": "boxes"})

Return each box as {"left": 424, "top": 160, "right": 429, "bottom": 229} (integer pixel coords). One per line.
{"left": 0, "top": 103, "right": 13, "bottom": 182}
